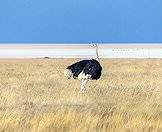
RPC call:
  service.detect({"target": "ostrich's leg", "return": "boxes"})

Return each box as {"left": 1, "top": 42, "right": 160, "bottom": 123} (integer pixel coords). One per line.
{"left": 81, "top": 79, "right": 88, "bottom": 92}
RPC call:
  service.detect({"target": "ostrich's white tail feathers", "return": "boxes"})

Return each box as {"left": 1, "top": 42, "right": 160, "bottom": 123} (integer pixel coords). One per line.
{"left": 64, "top": 69, "right": 72, "bottom": 79}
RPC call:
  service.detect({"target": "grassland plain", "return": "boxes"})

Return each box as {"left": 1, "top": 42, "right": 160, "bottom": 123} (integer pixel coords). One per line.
{"left": 0, "top": 59, "right": 161, "bottom": 132}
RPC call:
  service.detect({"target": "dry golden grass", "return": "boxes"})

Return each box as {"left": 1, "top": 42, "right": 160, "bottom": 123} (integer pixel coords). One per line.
{"left": 0, "top": 59, "right": 161, "bottom": 132}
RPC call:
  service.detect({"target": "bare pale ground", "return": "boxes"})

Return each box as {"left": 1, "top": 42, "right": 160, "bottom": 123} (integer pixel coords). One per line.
{"left": 0, "top": 59, "right": 162, "bottom": 132}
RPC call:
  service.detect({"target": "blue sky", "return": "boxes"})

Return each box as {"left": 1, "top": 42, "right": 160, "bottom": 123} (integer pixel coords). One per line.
{"left": 0, "top": 0, "right": 162, "bottom": 43}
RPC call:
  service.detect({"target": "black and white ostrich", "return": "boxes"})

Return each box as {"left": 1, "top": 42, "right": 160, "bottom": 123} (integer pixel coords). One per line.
{"left": 64, "top": 59, "right": 102, "bottom": 91}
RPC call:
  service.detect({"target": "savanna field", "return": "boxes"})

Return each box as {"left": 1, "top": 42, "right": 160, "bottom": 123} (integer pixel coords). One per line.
{"left": 0, "top": 59, "right": 162, "bottom": 132}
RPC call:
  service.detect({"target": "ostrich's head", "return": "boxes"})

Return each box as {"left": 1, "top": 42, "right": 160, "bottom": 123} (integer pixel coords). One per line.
{"left": 64, "top": 69, "right": 72, "bottom": 79}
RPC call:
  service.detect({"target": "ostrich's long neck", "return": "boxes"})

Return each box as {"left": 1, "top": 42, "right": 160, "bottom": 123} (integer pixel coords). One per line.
{"left": 95, "top": 45, "right": 99, "bottom": 61}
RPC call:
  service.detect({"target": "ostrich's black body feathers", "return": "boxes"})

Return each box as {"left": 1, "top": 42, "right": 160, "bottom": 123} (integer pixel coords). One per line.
{"left": 66, "top": 59, "right": 102, "bottom": 80}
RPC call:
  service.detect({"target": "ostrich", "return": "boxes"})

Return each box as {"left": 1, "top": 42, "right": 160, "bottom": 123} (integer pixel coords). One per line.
{"left": 64, "top": 59, "right": 102, "bottom": 92}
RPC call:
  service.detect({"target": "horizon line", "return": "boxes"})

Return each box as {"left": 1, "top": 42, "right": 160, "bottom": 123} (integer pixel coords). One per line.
{"left": 0, "top": 43, "right": 161, "bottom": 49}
